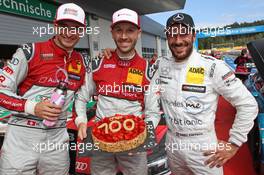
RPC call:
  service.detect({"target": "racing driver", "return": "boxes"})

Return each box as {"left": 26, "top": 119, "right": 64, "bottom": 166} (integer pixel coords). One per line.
{"left": 0, "top": 3, "right": 87, "bottom": 175}
{"left": 75, "top": 8, "right": 160, "bottom": 175}
{"left": 147, "top": 12, "right": 258, "bottom": 175}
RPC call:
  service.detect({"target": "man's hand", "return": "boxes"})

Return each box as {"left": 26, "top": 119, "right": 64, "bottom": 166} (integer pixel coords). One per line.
{"left": 99, "top": 48, "right": 114, "bottom": 59}
{"left": 204, "top": 140, "right": 239, "bottom": 168}
{"left": 34, "top": 101, "right": 62, "bottom": 120}
{"left": 78, "top": 123, "right": 87, "bottom": 141}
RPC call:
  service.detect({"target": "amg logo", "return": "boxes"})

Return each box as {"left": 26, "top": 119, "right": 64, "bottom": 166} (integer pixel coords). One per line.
{"left": 188, "top": 67, "right": 204, "bottom": 74}
{"left": 129, "top": 68, "right": 143, "bottom": 76}
{"left": 182, "top": 85, "right": 206, "bottom": 93}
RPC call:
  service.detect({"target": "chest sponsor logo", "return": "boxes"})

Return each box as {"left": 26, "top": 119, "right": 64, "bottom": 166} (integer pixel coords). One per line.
{"left": 182, "top": 84, "right": 206, "bottom": 93}
{"left": 162, "top": 96, "right": 204, "bottom": 114}
{"left": 184, "top": 96, "right": 204, "bottom": 114}
{"left": 126, "top": 68, "right": 143, "bottom": 85}
{"left": 103, "top": 64, "right": 116, "bottom": 69}
{"left": 68, "top": 60, "right": 82, "bottom": 74}
{"left": 166, "top": 114, "right": 203, "bottom": 126}
{"left": 40, "top": 53, "right": 54, "bottom": 60}
{"left": 38, "top": 77, "right": 77, "bottom": 87}
{"left": 186, "top": 67, "right": 205, "bottom": 84}
{"left": 69, "top": 74, "right": 81, "bottom": 81}
{"left": 161, "top": 67, "right": 170, "bottom": 76}
{"left": 118, "top": 60, "right": 131, "bottom": 67}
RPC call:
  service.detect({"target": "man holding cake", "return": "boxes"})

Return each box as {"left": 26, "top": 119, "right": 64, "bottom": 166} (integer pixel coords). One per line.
{"left": 74, "top": 8, "right": 160, "bottom": 175}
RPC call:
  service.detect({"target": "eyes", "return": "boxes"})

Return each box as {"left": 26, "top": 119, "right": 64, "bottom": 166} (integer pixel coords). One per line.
{"left": 113, "top": 27, "right": 138, "bottom": 34}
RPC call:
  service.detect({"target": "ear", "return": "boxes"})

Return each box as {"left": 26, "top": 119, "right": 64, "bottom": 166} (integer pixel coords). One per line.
{"left": 137, "top": 28, "right": 142, "bottom": 39}
{"left": 110, "top": 27, "right": 114, "bottom": 39}
{"left": 192, "top": 31, "right": 196, "bottom": 42}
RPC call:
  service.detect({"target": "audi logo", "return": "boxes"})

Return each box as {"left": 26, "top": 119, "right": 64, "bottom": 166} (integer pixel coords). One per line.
{"left": 76, "top": 161, "right": 88, "bottom": 171}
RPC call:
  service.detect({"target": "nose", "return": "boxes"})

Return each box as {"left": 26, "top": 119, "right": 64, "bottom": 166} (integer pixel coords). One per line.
{"left": 121, "top": 31, "right": 128, "bottom": 39}
{"left": 174, "top": 34, "right": 182, "bottom": 43}
{"left": 66, "top": 29, "right": 74, "bottom": 38}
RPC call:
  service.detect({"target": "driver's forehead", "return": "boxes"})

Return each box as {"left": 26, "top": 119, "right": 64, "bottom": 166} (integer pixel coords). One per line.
{"left": 57, "top": 20, "right": 82, "bottom": 27}
{"left": 112, "top": 22, "right": 138, "bottom": 30}
{"left": 170, "top": 23, "right": 189, "bottom": 30}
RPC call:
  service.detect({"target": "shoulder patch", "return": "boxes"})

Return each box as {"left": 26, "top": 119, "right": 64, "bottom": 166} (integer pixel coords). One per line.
{"left": 79, "top": 53, "right": 91, "bottom": 73}
{"left": 146, "top": 60, "right": 159, "bottom": 80}
{"left": 19, "top": 43, "right": 34, "bottom": 61}
{"left": 209, "top": 63, "right": 216, "bottom": 78}
{"left": 201, "top": 54, "right": 216, "bottom": 61}
{"left": 91, "top": 56, "right": 103, "bottom": 72}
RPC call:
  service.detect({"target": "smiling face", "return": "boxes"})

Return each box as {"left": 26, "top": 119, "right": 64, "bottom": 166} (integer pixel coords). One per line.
{"left": 54, "top": 20, "right": 84, "bottom": 51}
{"left": 111, "top": 22, "right": 141, "bottom": 56}
{"left": 167, "top": 23, "right": 196, "bottom": 62}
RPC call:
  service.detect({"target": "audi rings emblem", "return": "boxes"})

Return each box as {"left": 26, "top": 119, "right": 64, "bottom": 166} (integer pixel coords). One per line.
{"left": 76, "top": 162, "right": 88, "bottom": 171}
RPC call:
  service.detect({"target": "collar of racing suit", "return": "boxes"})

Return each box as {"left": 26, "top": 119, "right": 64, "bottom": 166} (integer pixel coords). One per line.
{"left": 171, "top": 49, "right": 199, "bottom": 69}
{"left": 49, "top": 37, "right": 79, "bottom": 70}
{"left": 113, "top": 50, "right": 139, "bottom": 67}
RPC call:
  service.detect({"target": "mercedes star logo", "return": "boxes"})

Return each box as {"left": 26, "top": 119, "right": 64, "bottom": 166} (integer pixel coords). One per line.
{"left": 173, "top": 14, "right": 184, "bottom": 22}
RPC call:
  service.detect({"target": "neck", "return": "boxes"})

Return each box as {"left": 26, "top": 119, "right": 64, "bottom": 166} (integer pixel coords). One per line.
{"left": 116, "top": 49, "right": 136, "bottom": 60}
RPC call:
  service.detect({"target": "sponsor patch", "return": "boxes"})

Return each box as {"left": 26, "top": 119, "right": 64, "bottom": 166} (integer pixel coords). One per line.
{"left": 160, "top": 75, "right": 172, "bottom": 79}
{"left": 209, "top": 63, "right": 216, "bottom": 78}
{"left": 27, "top": 120, "right": 37, "bottom": 126}
{"left": 126, "top": 68, "right": 143, "bottom": 85}
{"left": 161, "top": 67, "right": 170, "bottom": 76}
{"left": 118, "top": 60, "right": 131, "bottom": 67}
{"left": 40, "top": 53, "right": 54, "bottom": 60}
{"left": 69, "top": 74, "right": 81, "bottom": 80}
{"left": 103, "top": 64, "right": 116, "bottom": 69}
{"left": 182, "top": 84, "right": 206, "bottom": 93}
{"left": 10, "top": 57, "right": 19, "bottom": 65}
{"left": 222, "top": 71, "right": 234, "bottom": 80}
{"left": 224, "top": 77, "right": 237, "bottom": 87}
{"left": 186, "top": 67, "right": 205, "bottom": 84}
{"left": 0, "top": 75, "right": 6, "bottom": 83}
{"left": 3, "top": 66, "right": 14, "bottom": 75}
{"left": 64, "top": 8, "right": 78, "bottom": 16}
{"left": 184, "top": 96, "right": 204, "bottom": 114}
{"left": 68, "top": 60, "right": 82, "bottom": 74}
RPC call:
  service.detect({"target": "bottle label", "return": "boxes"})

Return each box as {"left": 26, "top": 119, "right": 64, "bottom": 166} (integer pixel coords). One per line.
{"left": 51, "top": 92, "right": 65, "bottom": 106}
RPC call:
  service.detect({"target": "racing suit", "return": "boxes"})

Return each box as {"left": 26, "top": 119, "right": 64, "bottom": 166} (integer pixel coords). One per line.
{"left": 0, "top": 38, "right": 86, "bottom": 175}
{"left": 147, "top": 50, "right": 258, "bottom": 175}
{"left": 75, "top": 51, "right": 160, "bottom": 175}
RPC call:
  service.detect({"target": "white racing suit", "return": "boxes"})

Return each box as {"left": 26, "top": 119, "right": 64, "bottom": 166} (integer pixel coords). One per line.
{"left": 147, "top": 50, "right": 258, "bottom": 175}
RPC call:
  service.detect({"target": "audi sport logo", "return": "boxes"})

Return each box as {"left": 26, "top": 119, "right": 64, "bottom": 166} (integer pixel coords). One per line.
{"left": 75, "top": 161, "right": 88, "bottom": 171}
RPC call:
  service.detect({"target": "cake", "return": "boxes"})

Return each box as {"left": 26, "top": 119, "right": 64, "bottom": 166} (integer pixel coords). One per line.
{"left": 92, "top": 115, "right": 147, "bottom": 153}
